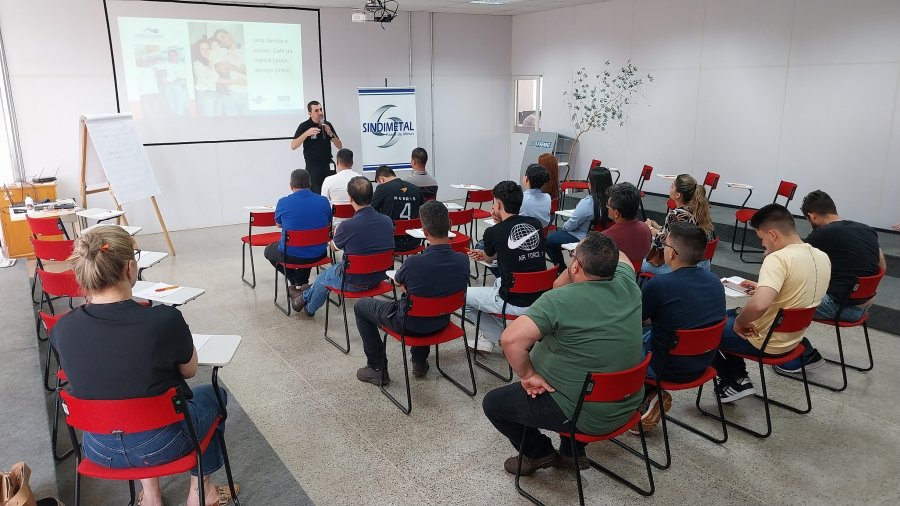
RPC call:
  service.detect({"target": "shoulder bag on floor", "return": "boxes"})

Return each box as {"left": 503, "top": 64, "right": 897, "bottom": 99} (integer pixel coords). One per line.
{"left": 0, "top": 462, "right": 36, "bottom": 506}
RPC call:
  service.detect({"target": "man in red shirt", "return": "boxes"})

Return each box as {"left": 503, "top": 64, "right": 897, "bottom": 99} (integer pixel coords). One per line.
{"left": 602, "top": 183, "right": 652, "bottom": 267}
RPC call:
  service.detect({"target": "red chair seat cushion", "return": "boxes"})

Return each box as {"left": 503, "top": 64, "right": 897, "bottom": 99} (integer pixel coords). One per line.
{"left": 382, "top": 322, "right": 465, "bottom": 347}
{"left": 472, "top": 209, "right": 492, "bottom": 219}
{"left": 813, "top": 313, "right": 868, "bottom": 327}
{"left": 735, "top": 208, "right": 757, "bottom": 223}
{"left": 558, "top": 411, "right": 641, "bottom": 443}
{"left": 724, "top": 344, "right": 805, "bottom": 365}
{"left": 241, "top": 232, "right": 281, "bottom": 246}
{"left": 278, "top": 257, "right": 331, "bottom": 270}
{"left": 77, "top": 418, "right": 220, "bottom": 480}
{"left": 326, "top": 281, "right": 393, "bottom": 299}
{"left": 645, "top": 367, "right": 716, "bottom": 391}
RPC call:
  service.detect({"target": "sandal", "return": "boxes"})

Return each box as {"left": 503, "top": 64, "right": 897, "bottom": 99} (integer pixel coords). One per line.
{"left": 213, "top": 483, "right": 240, "bottom": 506}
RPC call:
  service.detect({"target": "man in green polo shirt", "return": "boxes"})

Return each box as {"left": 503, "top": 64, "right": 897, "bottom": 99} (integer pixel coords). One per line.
{"left": 482, "top": 232, "right": 644, "bottom": 475}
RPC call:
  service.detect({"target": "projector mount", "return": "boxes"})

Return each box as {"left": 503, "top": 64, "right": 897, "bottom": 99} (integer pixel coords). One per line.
{"left": 353, "top": 0, "right": 399, "bottom": 27}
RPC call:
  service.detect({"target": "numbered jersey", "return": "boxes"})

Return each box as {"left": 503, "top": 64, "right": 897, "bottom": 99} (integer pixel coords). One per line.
{"left": 372, "top": 178, "right": 424, "bottom": 252}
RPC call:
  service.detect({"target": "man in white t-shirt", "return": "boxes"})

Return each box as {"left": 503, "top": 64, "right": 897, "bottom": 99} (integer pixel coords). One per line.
{"left": 320, "top": 149, "right": 358, "bottom": 227}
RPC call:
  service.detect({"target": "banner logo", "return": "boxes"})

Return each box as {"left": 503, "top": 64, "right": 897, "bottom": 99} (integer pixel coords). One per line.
{"left": 362, "top": 104, "right": 415, "bottom": 148}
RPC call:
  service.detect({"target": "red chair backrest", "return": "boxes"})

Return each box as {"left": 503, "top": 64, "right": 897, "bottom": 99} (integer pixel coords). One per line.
{"left": 550, "top": 199, "right": 559, "bottom": 214}
{"left": 345, "top": 250, "right": 395, "bottom": 275}
{"left": 406, "top": 291, "right": 466, "bottom": 318}
{"left": 581, "top": 354, "right": 651, "bottom": 403}
{"left": 666, "top": 198, "right": 676, "bottom": 210}
{"left": 849, "top": 269, "right": 885, "bottom": 302}
{"left": 249, "top": 211, "right": 276, "bottom": 228}
{"left": 333, "top": 204, "right": 355, "bottom": 219}
{"left": 36, "top": 269, "right": 82, "bottom": 298}
{"left": 465, "top": 189, "right": 494, "bottom": 204}
{"left": 703, "top": 237, "right": 719, "bottom": 261}
{"left": 671, "top": 319, "right": 726, "bottom": 356}
{"left": 60, "top": 387, "right": 188, "bottom": 435}
{"left": 283, "top": 227, "right": 332, "bottom": 248}
{"left": 775, "top": 180, "right": 797, "bottom": 201}
{"left": 640, "top": 164, "right": 653, "bottom": 181}
{"left": 704, "top": 172, "right": 720, "bottom": 190}
{"left": 27, "top": 215, "right": 66, "bottom": 237}
{"left": 448, "top": 234, "right": 471, "bottom": 253}
{"left": 561, "top": 181, "right": 589, "bottom": 192}
{"left": 393, "top": 218, "right": 422, "bottom": 237}
{"left": 509, "top": 267, "right": 557, "bottom": 295}
{"left": 448, "top": 208, "right": 475, "bottom": 227}
{"left": 771, "top": 307, "right": 817, "bottom": 334}
{"left": 31, "top": 237, "right": 74, "bottom": 262}
{"left": 39, "top": 311, "right": 66, "bottom": 334}
{"left": 590, "top": 159, "right": 603, "bottom": 170}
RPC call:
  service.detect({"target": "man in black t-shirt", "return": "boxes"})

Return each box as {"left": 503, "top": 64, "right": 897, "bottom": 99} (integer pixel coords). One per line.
{"left": 775, "top": 190, "right": 887, "bottom": 373}
{"left": 373, "top": 165, "right": 424, "bottom": 252}
{"left": 465, "top": 181, "right": 546, "bottom": 354}
{"left": 290, "top": 100, "right": 342, "bottom": 194}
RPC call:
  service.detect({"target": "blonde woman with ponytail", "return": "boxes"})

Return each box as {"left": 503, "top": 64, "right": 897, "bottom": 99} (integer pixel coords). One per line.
{"left": 642, "top": 174, "right": 715, "bottom": 275}
{"left": 51, "top": 226, "right": 237, "bottom": 506}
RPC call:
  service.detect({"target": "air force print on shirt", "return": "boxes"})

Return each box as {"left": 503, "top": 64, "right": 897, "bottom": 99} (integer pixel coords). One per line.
{"left": 508, "top": 222, "right": 543, "bottom": 262}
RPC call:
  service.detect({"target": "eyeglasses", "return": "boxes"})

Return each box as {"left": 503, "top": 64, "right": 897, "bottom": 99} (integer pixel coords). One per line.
{"left": 663, "top": 242, "right": 678, "bottom": 255}
{"left": 133, "top": 248, "right": 142, "bottom": 259}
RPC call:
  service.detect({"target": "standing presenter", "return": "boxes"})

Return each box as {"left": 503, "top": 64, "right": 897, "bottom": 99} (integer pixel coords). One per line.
{"left": 291, "top": 100, "right": 342, "bottom": 194}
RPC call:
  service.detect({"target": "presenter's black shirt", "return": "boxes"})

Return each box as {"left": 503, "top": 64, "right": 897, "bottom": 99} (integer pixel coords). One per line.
{"left": 294, "top": 118, "right": 338, "bottom": 165}
{"left": 372, "top": 178, "right": 423, "bottom": 251}
{"left": 51, "top": 300, "right": 194, "bottom": 400}
{"left": 482, "top": 214, "right": 547, "bottom": 307}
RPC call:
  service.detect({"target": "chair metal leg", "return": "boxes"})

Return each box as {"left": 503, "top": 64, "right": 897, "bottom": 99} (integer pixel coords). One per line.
{"left": 514, "top": 426, "right": 548, "bottom": 506}
{"left": 730, "top": 220, "right": 763, "bottom": 263}
{"left": 218, "top": 430, "right": 241, "bottom": 506}
{"left": 434, "top": 341, "right": 477, "bottom": 397}
{"left": 324, "top": 292, "right": 350, "bottom": 354}
{"left": 273, "top": 267, "right": 291, "bottom": 316}
{"left": 593, "top": 424, "right": 654, "bottom": 496}
{"left": 775, "top": 328, "right": 848, "bottom": 392}
{"left": 128, "top": 480, "right": 136, "bottom": 506}
{"left": 473, "top": 311, "right": 513, "bottom": 382}
{"left": 241, "top": 243, "right": 257, "bottom": 288}
{"left": 380, "top": 332, "right": 413, "bottom": 414}
{"left": 51, "top": 385, "right": 73, "bottom": 461}
{"left": 43, "top": 341, "right": 56, "bottom": 392}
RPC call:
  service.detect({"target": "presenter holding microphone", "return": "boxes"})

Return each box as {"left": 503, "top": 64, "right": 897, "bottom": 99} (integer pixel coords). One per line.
{"left": 291, "top": 100, "right": 342, "bottom": 194}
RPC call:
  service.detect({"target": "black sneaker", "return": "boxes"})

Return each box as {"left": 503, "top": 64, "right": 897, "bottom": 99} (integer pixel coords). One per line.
{"left": 412, "top": 360, "right": 430, "bottom": 379}
{"left": 774, "top": 348, "right": 825, "bottom": 374}
{"left": 356, "top": 366, "right": 390, "bottom": 386}
{"left": 717, "top": 377, "right": 755, "bottom": 403}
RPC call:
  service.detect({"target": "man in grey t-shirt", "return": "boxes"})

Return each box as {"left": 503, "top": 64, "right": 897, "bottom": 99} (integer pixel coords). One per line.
{"left": 402, "top": 147, "right": 438, "bottom": 200}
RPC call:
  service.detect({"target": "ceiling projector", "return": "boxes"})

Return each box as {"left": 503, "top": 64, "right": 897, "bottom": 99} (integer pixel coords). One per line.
{"left": 352, "top": 0, "right": 398, "bottom": 23}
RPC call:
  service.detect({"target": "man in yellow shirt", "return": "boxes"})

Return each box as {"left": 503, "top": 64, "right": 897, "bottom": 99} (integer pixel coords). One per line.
{"left": 715, "top": 204, "right": 830, "bottom": 402}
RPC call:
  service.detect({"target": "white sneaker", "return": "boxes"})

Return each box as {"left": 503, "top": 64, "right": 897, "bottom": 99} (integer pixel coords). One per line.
{"left": 466, "top": 334, "right": 495, "bottom": 353}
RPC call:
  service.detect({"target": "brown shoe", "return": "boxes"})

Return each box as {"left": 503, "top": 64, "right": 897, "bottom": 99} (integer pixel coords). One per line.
{"left": 630, "top": 390, "right": 673, "bottom": 435}
{"left": 504, "top": 451, "right": 557, "bottom": 475}
{"left": 288, "top": 285, "right": 301, "bottom": 300}
{"left": 291, "top": 295, "right": 307, "bottom": 313}
{"left": 553, "top": 453, "right": 589, "bottom": 470}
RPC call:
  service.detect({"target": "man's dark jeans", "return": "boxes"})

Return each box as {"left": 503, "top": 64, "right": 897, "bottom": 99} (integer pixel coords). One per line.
{"left": 354, "top": 298, "right": 430, "bottom": 370}
{"left": 264, "top": 242, "right": 324, "bottom": 286}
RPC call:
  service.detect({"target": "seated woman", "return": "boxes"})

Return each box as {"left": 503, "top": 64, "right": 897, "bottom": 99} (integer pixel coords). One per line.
{"left": 642, "top": 173, "right": 715, "bottom": 275}
{"left": 51, "top": 226, "right": 237, "bottom": 506}
{"left": 545, "top": 167, "right": 613, "bottom": 273}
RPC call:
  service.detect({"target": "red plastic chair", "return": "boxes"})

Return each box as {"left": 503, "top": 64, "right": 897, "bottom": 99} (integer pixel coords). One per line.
{"left": 324, "top": 250, "right": 396, "bottom": 353}
{"left": 474, "top": 267, "right": 557, "bottom": 382}
{"left": 776, "top": 269, "right": 886, "bottom": 392}
{"left": 546, "top": 199, "right": 559, "bottom": 233}
{"left": 643, "top": 319, "right": 728, "bottom": 470}
{"left": 448, "top": 208, "right": 477, "bottom": 278}
{"left": 39, "top": 311, "right": 74, "bottom": 461}
{"left": 515, "top": 354, "right": 654, "bottom": 505}
{"left": 36, "top": 268, "right": 81, "bottom": 316}
{"left": 730, "top": 180, "right": 797, "bottom": 263}
{"left": 699, "top": 307, "right": 815, "bottom": 439}
{"left": 273, "top": 227, "right": 332, "bottom": 316}
{"left": 332, "top": 203, "right": 356, "bottom": 220}
{"left": 379, "top": 291, "right": 475, "bottom": 414}
{"left": 30, "top": 236, "right": 75, "bottom": 303}
{"left": 703, "top": 171, "right": 720, "bottom": 200}
{"left": 59, "top": 386, "right": 239, "bottom": 506}
{"left": 27, "top": 214, "right": 69, "bottom": 239}
{"left": 240, "top": 211, "right": 280, "bottom": 288}
{"left": 464, "top": 189, "right": 494, "bottom": 240}
{"left": 635, "top": 165, "right": 653, "bottom": 220}
{"left": 393, "top": 218, "right": 425, "bottom": 260}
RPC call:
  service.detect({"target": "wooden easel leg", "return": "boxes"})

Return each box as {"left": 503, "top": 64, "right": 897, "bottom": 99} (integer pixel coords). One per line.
{"left": 151, "top": 196, "right": 176, "bottom": 256}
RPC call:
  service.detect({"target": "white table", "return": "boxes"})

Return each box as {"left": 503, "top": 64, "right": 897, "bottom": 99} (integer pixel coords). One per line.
{"left": 76, "top": 208, "right": 125, "bottom": 225}
{"left": 483, "top": 218, "right": 496, "bottom": 226}
{"left": 442, "top": 202, "right": 463, "bottom": 210}
{"left": 405, "top": 228, "right": 456, "bottom": 240}
{"left": 192, "top": 334, "right": 242, "bottom": 426}
{"left": 562, "top": 242, "right": 578, "bottom": 251}
{"left": 133, "top": 280, "right": 205, "bottom": 306}
{"left": 81, "top": 223, "right": 142, "bottom": 236}
{"left": 656, "top": 174, "right": 677, "bottom": 180}
{"left": 555, "top": 209, "right": 575, "bottom": 219}
{"left": 450, "top": 184, "right": 486, "bottom": 191}
{"left": 136, "top": 251, "right": 169, "bottom": 280}
{"left": 243, "top": 206, "right": 275, "bottom": 212}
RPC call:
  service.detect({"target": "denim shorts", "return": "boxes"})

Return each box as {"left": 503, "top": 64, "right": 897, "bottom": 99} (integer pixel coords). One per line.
{"left": 81, "top": 384, "right": 226, "bottom": 476}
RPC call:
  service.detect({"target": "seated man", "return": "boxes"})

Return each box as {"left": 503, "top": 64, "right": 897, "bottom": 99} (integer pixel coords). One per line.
{"left": 295, "top": 176, "right": 394, "bottom": 317}
{"left": 263, "top": 168, "right": 332, "bottom": 307}
{"left": 465, "top": 181, "right": 546, "bottom": 354}
{"left": 354, "top": 201, "right": 470, "bottom": 383}
{"left": 402, "top": 147, "right": 438, "bottom": 200}
{"left": 775, "top": 190, "right": 887, "bottom": 373}
{"left": 636, "top": 222, "right": 725, "bottom": 432}
{"left": 320, "top": 148, "right": 358, "bottom": 228}
{"left": 482, "top": 233, "right": 643, "bottom": 474}
{"left": 520, "top": 164, "right": 552, "bottom": 228}
{"left": 602, "top": 182, "right": 652, "bottom": 267}
{"left": 372, "top": 165, "right": 424, "bottom": 253}
{"left": 714, "top": 204, "right": 830, "bottom": 402}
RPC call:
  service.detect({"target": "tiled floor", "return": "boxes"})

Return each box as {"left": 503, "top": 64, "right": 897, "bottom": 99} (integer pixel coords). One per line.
{"left": 108, "top": 218, "right": 900, "bottom": 505}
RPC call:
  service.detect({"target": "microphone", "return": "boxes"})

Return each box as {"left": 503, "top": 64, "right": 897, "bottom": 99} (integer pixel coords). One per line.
{"left": 319, "top": 118, "right": 327, "bottom": 139}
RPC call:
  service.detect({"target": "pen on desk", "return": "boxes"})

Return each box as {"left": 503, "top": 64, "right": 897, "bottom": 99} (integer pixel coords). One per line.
{"left": 155, "top": 285, "right": 179, "bottom": 292}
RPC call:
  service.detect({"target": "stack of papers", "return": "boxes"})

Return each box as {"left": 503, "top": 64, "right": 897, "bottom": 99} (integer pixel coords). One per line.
{"left": 721, "top": 276, "right": 752, "bottom": 298}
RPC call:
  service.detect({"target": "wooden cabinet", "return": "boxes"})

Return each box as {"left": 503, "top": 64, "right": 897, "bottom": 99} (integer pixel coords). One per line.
{"left": 1, "top": 183, "right": 57, "bottom": 258}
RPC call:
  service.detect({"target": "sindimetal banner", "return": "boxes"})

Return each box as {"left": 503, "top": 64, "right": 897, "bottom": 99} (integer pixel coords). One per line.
{"left": 357, "top": 87, "right": 418, "bottom": 171}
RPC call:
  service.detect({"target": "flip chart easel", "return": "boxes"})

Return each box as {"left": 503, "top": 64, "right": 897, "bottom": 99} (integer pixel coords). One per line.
{"left": 79, "top": 113, "right": 175, "bottom": 255}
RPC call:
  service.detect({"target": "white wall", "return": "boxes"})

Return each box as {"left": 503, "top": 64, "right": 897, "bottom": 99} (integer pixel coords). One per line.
{"left": 0, "top": 1, "right": 511, "bottom": 233}
{"left": 513, "top": 0, "right": 900, "bottom": 229}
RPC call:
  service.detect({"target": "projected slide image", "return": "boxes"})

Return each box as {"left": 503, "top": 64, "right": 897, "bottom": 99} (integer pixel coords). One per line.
{"left": 118, "top": 17, "right": 304, "bottom": 119}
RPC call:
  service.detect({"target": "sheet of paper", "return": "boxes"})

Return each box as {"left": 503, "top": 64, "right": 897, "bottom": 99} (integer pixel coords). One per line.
{"left": 721, "top": 276, "right": 752, "bottom": 297}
